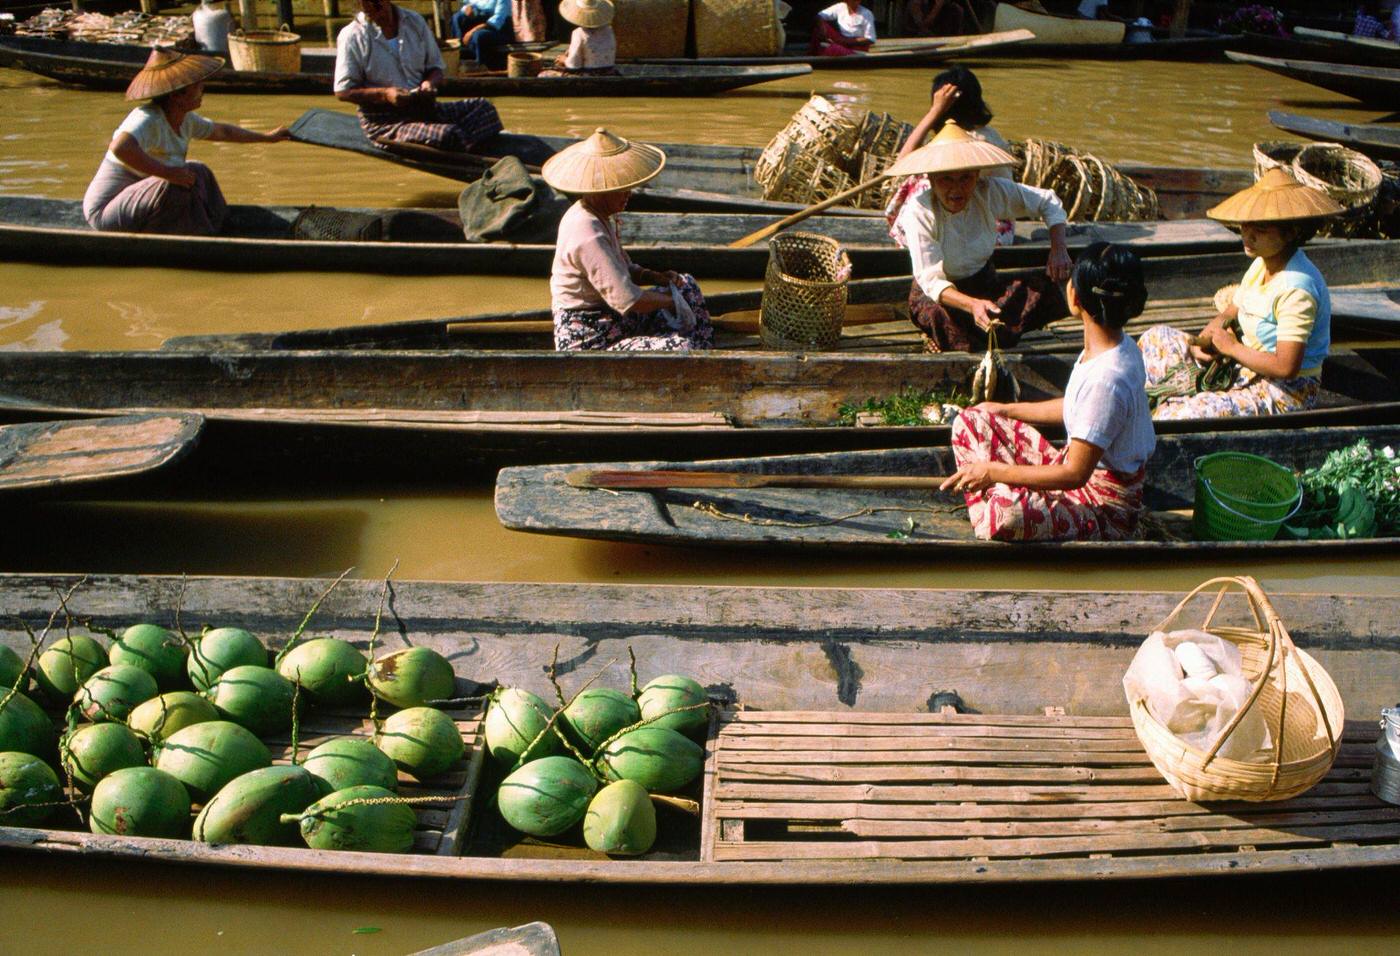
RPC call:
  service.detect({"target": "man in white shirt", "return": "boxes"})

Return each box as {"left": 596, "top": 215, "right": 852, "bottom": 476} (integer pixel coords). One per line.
{"left": 810, "top": 0, "right": 876, "bottom": 56}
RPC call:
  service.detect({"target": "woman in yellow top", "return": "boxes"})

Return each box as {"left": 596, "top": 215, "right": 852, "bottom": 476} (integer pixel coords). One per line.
{"left": 1139, "top": 168, "right": 1344, "bottom": 419}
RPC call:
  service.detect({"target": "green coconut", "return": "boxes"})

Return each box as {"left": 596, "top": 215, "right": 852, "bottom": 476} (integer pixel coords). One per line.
{"left": 497, "top": 755, "right": 597, "bottom": 837}
{"left": 637, "top": 674, "right": 710, "bottom": 737}
{"left": 60, "top": 722, "right": 146, "bottom": 792}
{"left": 0, "top": 691, "right": 54, "bottom": 759}
{"left": 484, "top": 687, "right": 561, "bottom": 767}
{"left": 193, "top": 765, "right": 323, "bottom": 847}
{"left": 583, "top": 779, "right": 657, "bottom": 856}
{"left": 596, "top": 726, "right": 703, "bottom": 793}
{"left": 375, "top": 707, "right": 464, "bottom": 780}
{"left": 188, "top": 627, "right": 266, "bottom": 692}
{"left": 127, "top": 691, "right": 220, "bottom": 743}
{"left": 76, "top": 664, "right": 159, "bottom": 723}
{"left": 206, "top": 665, "right": 296, "bottom": 736}
{"left": 295, "top": 784, "right": 416, "bottom": 853}
{"left": 0, "top": 645, "right": 27, "bottom": 694}
{"left": 275, "top": 638, "right": 367, "bottom": 707}
{"left": 0, "top": 751, "right": 63, "bottom": 826}
{"left": 110, "top": 624, "right": 188, "bottom": 692}
{"left": 366, "top": 647, "right": 456, "bottom": 710}
{"left": 301, "top": 738, "right": 400, "bottom": 795}
{"left": 152, "top": 720, "right": 272, "bottom": 803}
{"left": 34, "top": 635, "right": 107, "bottom": 703}
{"left": 89, "top": 766, "right": 191, "bottom": 838}
{"left": 561, "top": 687, "right": 640, "bottom": 754}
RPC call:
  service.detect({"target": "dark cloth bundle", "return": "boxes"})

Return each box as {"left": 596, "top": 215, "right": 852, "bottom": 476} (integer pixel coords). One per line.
{"left": 457, "top": 156, "right": 569, "bottom": 244}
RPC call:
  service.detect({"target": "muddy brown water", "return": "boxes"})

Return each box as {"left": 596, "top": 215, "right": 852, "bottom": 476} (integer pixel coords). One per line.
{"left": 1, "top": 54, "right": 1398, "bottom": 954}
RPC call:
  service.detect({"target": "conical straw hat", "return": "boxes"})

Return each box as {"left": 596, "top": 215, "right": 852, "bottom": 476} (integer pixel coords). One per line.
{"left": 560, "top": 0, "right": 615, "bottom": 28}
{"left": 882, "top": 122, "right": 1016, "bottom": 179}
{"left": 542, "top": 128, "right": 666, "bottom": 195}
{"left": 126, "top": 46, "right": 224, "bottom": 101}
{"left": 1207, "top": 167, "right": 1344, "bottom": 223}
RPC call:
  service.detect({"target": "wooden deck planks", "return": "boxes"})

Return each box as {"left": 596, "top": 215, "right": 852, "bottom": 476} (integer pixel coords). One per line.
{"left": 706, "top": 709, "right": 1390, "bottom": 866}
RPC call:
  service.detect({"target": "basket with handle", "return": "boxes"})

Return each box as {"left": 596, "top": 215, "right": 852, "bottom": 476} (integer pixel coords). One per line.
{"left": 1126, "top": 576, "right": 1344, "bottom": 803}
{"left": 228, "top": 24, "right": 300, "bottom": 74}
{"left": 759, "top": 232, "right": 851, "bottom": 350}
{"left": 1192, "top": 451, "right": 1302, "bottom": 542}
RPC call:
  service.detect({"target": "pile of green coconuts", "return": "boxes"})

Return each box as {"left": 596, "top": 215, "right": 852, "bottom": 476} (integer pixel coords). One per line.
{"left": 0, "top": 625, "right": 469, "bottom": 855}
{"left": 486, "top": 671, "right": 710, "bottom": 857}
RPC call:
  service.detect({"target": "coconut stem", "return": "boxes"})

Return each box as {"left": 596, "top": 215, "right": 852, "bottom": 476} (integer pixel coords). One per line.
{"left": 274, "top": 566, "right": 353, "bottom": 668}
{"left": 362, "top": 560, "right": 398, "bottom": 734}
{"left": 280, "top": 792, "right": 461, "bottom": 825}
{"left": 649, "top": 794, "right": 700, "bottom": 816}
{"left": 508, "top": 656, "right": 620, "bottom": 777}
{"left": 587, "top": 701, "right": 711, "bottom": 777}
{"left": 627, "top": 646, "right": 640, "bottom": 700}
{"left": 289, "top": 677, "right": 303, "bottom": 766}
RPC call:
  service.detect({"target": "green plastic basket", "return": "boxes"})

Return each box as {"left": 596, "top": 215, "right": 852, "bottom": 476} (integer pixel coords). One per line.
{"left": 1192, "top": 452, "right": 1302, "bottom": 542}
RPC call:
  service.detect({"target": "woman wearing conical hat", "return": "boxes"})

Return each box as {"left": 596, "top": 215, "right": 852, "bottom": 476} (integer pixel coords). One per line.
{"left": 546, "top": 0, "right": 619, "bottom": 76}
{"left": 1139, "top": 168, "right": 1344, "bottom": 420}
{"left": 886, "top": 121, "right": 1072, "bottom": 353}
{"left": 544, "top": 129, "right": 714, "bottom": 352}
{"left": 82, "top": 48, "right": 290, "bottom": 234}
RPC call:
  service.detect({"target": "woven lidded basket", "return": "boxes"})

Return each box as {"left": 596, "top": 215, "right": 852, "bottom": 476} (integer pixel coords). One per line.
{"left": 759, "top": 232, "right": 851, "bottom": 350}
{"left": 228, "top": 25, "right": 300, "bottom": 74}
{"left": 693, "top": 0, "right": 781, "bottom": 57}
{"left": 611, "top": 0, "right": 687, "bottom": 58}
{"left": 1126, "top": 576, "right": 1344, "bottom": 803}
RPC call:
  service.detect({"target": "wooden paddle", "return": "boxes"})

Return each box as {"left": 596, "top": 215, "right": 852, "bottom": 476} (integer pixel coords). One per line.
{"left": 446, "top": 303, "right": 903, "bottom": 336}
{"left": 727, "top": 176, "right": 890, "bottom": 249}
{"left": 566, "top": 469, "right": 952, "bottom": 490}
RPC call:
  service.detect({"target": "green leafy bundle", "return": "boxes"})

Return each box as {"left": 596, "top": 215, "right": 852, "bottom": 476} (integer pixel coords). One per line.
{"left": 837, "top": 385, "right": 969, "bottom": 427}
{"left": 1282, "top": 440, "right": 1400, "bottom": 541}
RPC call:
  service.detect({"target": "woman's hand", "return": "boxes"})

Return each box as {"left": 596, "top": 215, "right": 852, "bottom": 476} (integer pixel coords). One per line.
{"left": 927, "top": 83, "right": 960, "bottom": 121}
{"left": 940, "top": 460, "right": 997, "bottom": 493}
{"left": 973, "top": 401, "right": 1011, "bottom": 418}
{"left": 969, "top": 298, "right": 1001, "bottom": 331}
{"left": 264, "top": 126, "right": 292, "bottom": 142}
{"left": 165, "top": 166, "right": 197, "bottom": 188}
{"left": 1202, "top": 323, "right": 1240, "bottom": 358}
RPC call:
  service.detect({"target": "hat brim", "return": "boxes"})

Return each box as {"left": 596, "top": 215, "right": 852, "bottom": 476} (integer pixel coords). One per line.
{"left": 1206, "top": 189, "right": 1345, "bottom": 224}
{"left": 882, "top": 138, "right": 1017, "bottom": 178}
{"left": 560, "top": 1, "right": 615, "bottom": 28}
{"left": 542, "top": 142, "right": 666, "bottom": 194}
{"left": 125, "top": 53, "right": 224, "bottom": 101}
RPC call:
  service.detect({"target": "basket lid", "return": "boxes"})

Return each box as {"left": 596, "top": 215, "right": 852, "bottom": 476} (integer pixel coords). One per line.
{"left": 560, "top": 0, "right": 615, "bottom": 28}
{"left": 882, "top": 122, "right": 1016, "bottom": 179}
{"left": 1207, "top": 167, "right": 1344, "bottom": 224}
{"left": 542, "top": 128, "right": 666, "bottom": 195}
{"left": 125, "top": 46, "right": 223, "bottom": 101}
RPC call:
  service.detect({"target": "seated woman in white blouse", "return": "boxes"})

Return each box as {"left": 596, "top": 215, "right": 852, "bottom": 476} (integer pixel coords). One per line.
{"left": 810, "top": 0, "right": 876, "bottom": 56}
{"left": 887, "top": 121, "right": 1072, "bottom": 352}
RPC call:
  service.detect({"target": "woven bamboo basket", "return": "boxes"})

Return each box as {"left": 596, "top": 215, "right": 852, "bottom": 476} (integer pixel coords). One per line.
{"left": 756, "top": 96, "right": 864, "bottom": 202}
{"left": 1126, "top": 576, "right": 1345, "bottom": 803}
{"left": 228, "top": 25, "right": 300, "bottom": 74}
{"left": 693, "top": 0, "right": 781, "bottom": 57}
{"left": 507, "top": 51, "right": 544, "bottom": 77}
{"left": 1015, "top": 138, "right": 1159, "bottom": 222}
{"left": 759, "top": 232, "right": 851, "bottom": 350}
{"left": 612, "top": 0, "right": 688, "bottom": 59}
{"left": 1252, "top": 140, "right": 1301, "bottom": 180}
{"left": 1292, "top": 142, "right": 1382, "bottom": 212}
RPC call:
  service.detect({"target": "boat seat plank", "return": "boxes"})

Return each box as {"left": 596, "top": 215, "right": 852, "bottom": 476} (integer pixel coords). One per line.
{"left": 706, "top": 709, "right": 1386, "bottom": 866}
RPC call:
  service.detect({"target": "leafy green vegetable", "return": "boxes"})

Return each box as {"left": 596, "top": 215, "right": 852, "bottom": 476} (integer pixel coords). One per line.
{"left": 837, "top": 385, "right": 970, "bottom": 427}
{"left": 1284, "top": 440, "right": 1399, "bottom": 539}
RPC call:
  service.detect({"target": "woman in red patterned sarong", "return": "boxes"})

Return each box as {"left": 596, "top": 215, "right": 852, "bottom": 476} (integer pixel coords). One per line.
{"left": 941, "top": 243, "right": 1157, "bottom": 542}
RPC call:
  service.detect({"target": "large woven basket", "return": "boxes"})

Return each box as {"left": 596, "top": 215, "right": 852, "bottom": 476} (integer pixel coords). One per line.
{"left": 612, "top": 0, "right": 687, "bottom": 59}
{"left": 228, "top": 25, "right": 300, "bottom": 74}
{"left": 1293, "top": 142, "right": 1382, "bottom": 212}
{"left": 693, "top": 0, "right": 782, "bottom": 57}
{"left": 1126, "top": 576, "right": 1345, "bottom": 803}
{"left": 759, "top": 232, "right": 851, "bottom": 350}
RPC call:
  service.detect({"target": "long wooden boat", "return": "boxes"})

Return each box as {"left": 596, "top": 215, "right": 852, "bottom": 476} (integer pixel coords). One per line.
{"left": 1330, "top": 288, "right": 1400, "bottom": 335}
{"left": 0, "top": 413, "right": 202, "bottom": 493}
{"left": 2, "top": 573, "right": 1399, "bottom": 884}
{"left": 288, "top": 108, "right": 1251, "bottom": 219}
{"left": 0, "top": 195, "right": 1244, "bottom": 278}
{"left": 161, "top": 239, "right": 1400, "bottom": 353}
{"left": 991, "top": 3, "right": 1125, "bottom": 44}
{"left": 1267, "top": 111, "right": 1400, "bottom": 162}
{"left": 1287, "top": 26, "right": 1400, "bottom": 69}
{"left": 1226, "top": 52, "right": 1400, "bottom": 109}
{"left": 0, "top": 43, "right": 812, "bottom": 96}
{"left": 626, "top": 28, "right": 1034, "bottom": 68}
{"left": 494, "top": 424, "right": 1400, "bottom": 554}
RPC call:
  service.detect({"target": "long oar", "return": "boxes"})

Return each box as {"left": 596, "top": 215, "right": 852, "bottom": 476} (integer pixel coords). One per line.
{"left": 567, "top": 469, "right": 952, "bottom": 490}
{"left": 727, "top": 176, "right": 890, "bottom": 249}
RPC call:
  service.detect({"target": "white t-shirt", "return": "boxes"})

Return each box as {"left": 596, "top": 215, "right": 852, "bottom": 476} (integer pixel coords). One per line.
{"left": 819, "top": 3, "right": 876, "bottom": 41}
{"left": 105, "top": 104, "right": 215, "bottom": 172}
{"left": 898, "top": 176, "right": 1067, "bottom": 302}
{"left": 564, "top": 25, "right": 616, "bottom": 69}
{"left": 334, "top": 9, "right": 444, "bottom": 92}
{"left": 1063, "top": 335, "right": 1156, "bottom": 474}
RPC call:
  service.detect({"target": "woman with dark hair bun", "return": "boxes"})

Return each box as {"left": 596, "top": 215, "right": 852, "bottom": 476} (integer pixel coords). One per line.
{"left": 940, "top": 242, "right": 1156, "bottom": 542}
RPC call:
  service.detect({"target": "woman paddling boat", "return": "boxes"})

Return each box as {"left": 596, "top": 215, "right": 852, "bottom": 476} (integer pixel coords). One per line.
{"left": 334, "top": 0, "right": 502, "bottom": 153}
{"left": 941, "top": 243, "right": 1155, "bottom": 542}
{"left": 82, "top": 48, "right": 290, "bottom": 235}
{"left": 544, "top": 128, "right": 714, "bottom": 352}
{"left": 1140, "top": 168, "right": 1344, "bottom": 420}
{"left": 886, "top": 120, "right": 1072, "bottom": 353}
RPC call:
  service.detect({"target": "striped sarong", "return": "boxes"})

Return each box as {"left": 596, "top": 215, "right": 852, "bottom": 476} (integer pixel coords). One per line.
{"left": 358, "top": 98, "right": 503, "bottom": 153}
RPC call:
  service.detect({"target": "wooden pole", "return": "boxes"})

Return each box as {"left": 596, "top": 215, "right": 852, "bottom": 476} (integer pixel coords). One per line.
{"left": 276, "top": 0, "right": 295, "bottom": 31}
{"left": 140, "top": 0, "right": 158, "bottom": 15}
{"left": 323, "top": 0, "right": 338, "bottom": 45}
{"left": 238, "top": 0, "right": 256, "bottom": 31}
{"left": 727, "top": 176, "right": 888, "bottom": 249}
{"left": 1170, "top": 0, "right": 1191, "bottom": 39}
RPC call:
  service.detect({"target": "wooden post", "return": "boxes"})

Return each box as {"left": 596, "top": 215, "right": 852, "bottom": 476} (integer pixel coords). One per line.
{"left": 1170, "top": 0, "right": 1192, "bottom": 39}
{"left": 323, "top": 0, "right": 339, "bottom": 45}
{"left": 140, "top": 0, "right": 159, "bottom": 14}
{"left": 238, "top": 0, "right": 256, "bottom": 31}
{"left": 69, "top": 0, "right": 86, "bottom": 12}
{"left": 275, "top": 0, "right": 295, "bottom": 31}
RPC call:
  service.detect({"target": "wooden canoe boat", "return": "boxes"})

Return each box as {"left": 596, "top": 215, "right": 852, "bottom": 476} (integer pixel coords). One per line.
{"left": 0, "top": 413, "right": 202, "bottom": 493}
{"left": 1226, "top": 52, "right": 1400, "bottom": 109}
{"left": 0, "top": 339, "right": 1395, "bottom": 479}
{"left": 288, "top": 108, "right": 1250, "bottom": 219}
{"left": 160, "top": 239, "right": 1400, "bottom": 353}
{"left": 1267, "top": 111, "right": 1400, "bottom": 162}
{"left": 1288, "top": 27, "right": 1400, "bottom": 68}
{"left": 625, "top": 28, "right": 1034, "bottom": 68}
{"left": 409, "top": 923, "right": 561, "bottom": 956}
{"left": 0, "top": 195, "right": 1245, "bottom": 278}
{"left": 494, "top": 423, "right": 1400, "bottom": 554}
{"left": 1330, "top": 288, "right": 1400, "bottom": 334}
{"left": 991, "top": 3, "right": 1125, "bottom": 45}
{"left": 0, "top": 42, "right": 812, "bottom": 96}
{"left": 2, "top": 572, "right": 1399, "bottom": 885}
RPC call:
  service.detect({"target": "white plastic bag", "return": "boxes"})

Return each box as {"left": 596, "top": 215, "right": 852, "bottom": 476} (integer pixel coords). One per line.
{"left": 665, "top": 282, "right": 696, "bottom": 335}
